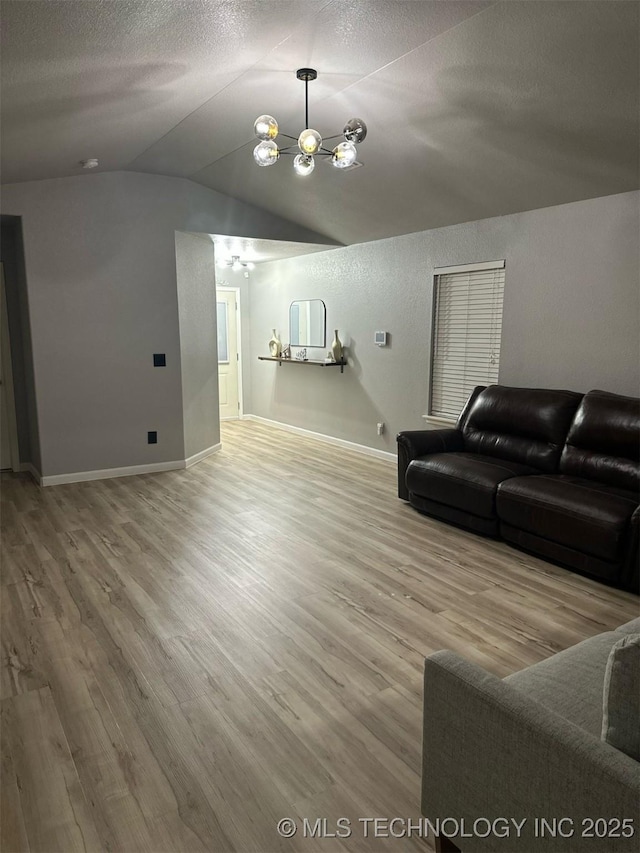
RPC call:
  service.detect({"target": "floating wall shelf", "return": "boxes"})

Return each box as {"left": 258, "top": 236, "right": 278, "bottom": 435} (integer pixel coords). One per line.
{"left": 258, "top": 356, "right": 346, "bottom": 374}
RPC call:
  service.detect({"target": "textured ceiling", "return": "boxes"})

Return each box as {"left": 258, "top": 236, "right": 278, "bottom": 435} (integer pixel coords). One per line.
{"left": 1, "top": 1, "right": 638, "bottom": 244}
{"left": 209, "top": 233, "right": 331, "bottom": 265}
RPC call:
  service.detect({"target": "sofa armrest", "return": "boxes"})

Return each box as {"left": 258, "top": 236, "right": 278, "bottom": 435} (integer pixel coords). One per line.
{"left": 396, "top": 429, "right": 464, "bottom": 499}
{"left": 422, "top": 650, "right": 640, "bottom": 852}
{"left": 622, "top": 506, "right": 640, "bottom": 593}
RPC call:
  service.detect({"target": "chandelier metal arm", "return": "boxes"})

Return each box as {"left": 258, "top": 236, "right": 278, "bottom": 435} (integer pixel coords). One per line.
{"left": 280, "top": 136, "right": 339, "bottom": 150}
{"left": 280, "top": 149, "right": 333, "bottom": 158}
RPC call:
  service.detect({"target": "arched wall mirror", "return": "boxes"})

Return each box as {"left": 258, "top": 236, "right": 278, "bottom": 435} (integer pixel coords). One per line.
{"left": 289, "top": 299, "right": 326, "bottom": 347}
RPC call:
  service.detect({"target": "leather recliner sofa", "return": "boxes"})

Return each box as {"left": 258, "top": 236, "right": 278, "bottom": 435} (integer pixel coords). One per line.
{"left": 397, "top": 386, "right": 639, "bottom": 592}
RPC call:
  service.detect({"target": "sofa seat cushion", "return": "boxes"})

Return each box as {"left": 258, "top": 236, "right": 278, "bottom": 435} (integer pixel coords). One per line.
{"left": 406, "top": 453, "right": 539, "bottom": 520}
{"left": 497, "top": 475, "right": 638, "bottom": 562}
{"left": 505, "top": 631, "right": 620, "bottom": 737}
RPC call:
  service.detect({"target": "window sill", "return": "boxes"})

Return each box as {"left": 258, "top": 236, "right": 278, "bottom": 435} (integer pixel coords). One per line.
{"left": 421, "top": 415, "right": 457, "bottom": 428}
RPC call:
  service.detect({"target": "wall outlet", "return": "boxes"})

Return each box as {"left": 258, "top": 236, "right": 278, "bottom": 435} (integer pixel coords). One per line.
{"left": 147, "top": 431, "right": 157, "bottom": 444}
{"left": 377, "top": 422, "right": 385, "bottom": 435}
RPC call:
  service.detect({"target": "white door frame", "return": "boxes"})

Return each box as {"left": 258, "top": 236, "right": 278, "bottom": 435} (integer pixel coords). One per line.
{"left": 216, "top": 286, "right": 243, "bottom": 418}
{"left": 0, "top": 263, "right": 21, "bottom": 471}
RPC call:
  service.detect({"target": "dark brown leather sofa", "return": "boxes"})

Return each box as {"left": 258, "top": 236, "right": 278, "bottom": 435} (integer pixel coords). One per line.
{"left": 397, "top": 386, "right": 640, "bottom": 592}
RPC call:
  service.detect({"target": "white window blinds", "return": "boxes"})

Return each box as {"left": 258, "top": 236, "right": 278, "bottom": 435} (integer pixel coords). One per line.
{"left": 430, "top": 261, "right": 505, "bottom": 420}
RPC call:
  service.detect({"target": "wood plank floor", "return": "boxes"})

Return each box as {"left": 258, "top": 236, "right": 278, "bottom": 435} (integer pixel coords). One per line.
{"left": 1, "top": 420, "right": 638, "bottom": 853}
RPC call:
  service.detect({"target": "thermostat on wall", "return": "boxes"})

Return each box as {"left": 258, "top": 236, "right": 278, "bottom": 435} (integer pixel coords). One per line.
{"left": 374, "top": 331, "right": 388, "bottom": 347}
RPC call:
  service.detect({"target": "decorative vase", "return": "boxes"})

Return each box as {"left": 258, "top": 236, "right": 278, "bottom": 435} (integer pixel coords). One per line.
{"left": 269, "top": 329, "right": 282, "bottom": 358}
{"left": 331, "top": 330, "right": 343, "bottom": 363}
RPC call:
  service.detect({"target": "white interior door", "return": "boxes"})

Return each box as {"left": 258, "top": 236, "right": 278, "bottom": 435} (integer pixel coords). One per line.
{"left": 217, "top": 289, "right": 240, "bottom": 420}
{"left": 0, "top": 264, "right": 19, "bottom": 471}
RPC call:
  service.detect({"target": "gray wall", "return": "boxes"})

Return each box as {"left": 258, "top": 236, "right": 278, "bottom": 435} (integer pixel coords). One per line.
{"left": 0, "top": 216, "right": 41, "bottom": 471}
{"left": 1, "top": 170, "right": 330, "bottom": 476}
{"left": 175, "top": 231, "right": 220, "bottom": 459}
{"left": 247, "top": 191, "right": 639, "bottom": 453}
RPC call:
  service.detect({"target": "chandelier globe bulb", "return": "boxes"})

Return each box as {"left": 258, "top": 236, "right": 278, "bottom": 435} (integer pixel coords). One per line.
{"left": 331, "top": 140, "right": 358, "bottom": 169}
{"left": 298, "top": 128, "right": 322, "bottom": 155}
{"left": 343, "top": 118, "right": 367, "bottom": 144}
{"left": 253, "top": 140, "right": 279, "bottom": 166}
{"left": 293, "top": 154, "right": 315, "bottom": 176}
{"left": 254, "top": 115, "right": 278, "bottom": 140}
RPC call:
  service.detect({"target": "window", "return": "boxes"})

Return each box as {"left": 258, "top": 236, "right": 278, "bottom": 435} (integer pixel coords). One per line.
{"left": 429, "top": 260, "right": 505, "bottom": 420}
{"left": 217, "top": 301, "right": 229, "bottom": 363}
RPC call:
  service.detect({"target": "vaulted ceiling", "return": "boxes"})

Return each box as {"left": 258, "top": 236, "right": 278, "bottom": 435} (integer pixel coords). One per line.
{"left": 1, "top": 1, "right": 638, "bottom": 244}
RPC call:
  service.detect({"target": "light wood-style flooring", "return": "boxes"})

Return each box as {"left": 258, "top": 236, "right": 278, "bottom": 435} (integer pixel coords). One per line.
{"left": 1, "top": 420, "right": 638, "bottom": 853}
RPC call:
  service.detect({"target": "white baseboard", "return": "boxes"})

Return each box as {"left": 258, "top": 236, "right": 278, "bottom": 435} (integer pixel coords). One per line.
{"left": 243, "top": 414, "right": 395, "bottom": 462}
{"left": 41, "top": 459, "right": 185, "bottom": 487}
{"left": 40, "top": 443, "right": 222, "bottom": 486}
{"left": 184, "top": 443, "right": 221, "bottom": 468}
{"left": 35, "top": 417, "right": 391, "bottom": 487}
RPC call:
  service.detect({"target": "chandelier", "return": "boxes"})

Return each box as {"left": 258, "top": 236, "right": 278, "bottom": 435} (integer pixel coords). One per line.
{"left": 253, "top": 68, "right": 367, "bottom": 176}
{"left": 216, "top": 255, "right": 255, "bottom": 271}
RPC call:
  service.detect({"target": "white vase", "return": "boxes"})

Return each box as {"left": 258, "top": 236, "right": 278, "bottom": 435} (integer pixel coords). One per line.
{"left": 331, "top": 330, "right": 343, "bottom": 363}
{"left": 269, "top": 329, "right": 282, "bottom": 358}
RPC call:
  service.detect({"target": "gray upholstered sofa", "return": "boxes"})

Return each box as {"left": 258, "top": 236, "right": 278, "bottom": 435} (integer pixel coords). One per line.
{"left": 422, "top": 618, "right": 640, "bottom": 853}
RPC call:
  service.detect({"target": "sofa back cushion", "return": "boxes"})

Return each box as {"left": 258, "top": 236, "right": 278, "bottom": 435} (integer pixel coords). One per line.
{"left": 560, "top": 390, "right": 640, "bottom": 492}
{"left": 461, "top": 385, "right": 583, "bottom": 472}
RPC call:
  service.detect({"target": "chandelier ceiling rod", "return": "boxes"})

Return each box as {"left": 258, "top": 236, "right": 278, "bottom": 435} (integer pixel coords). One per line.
{"left": 297, "top": 67, "right": 316, "bottom": 129}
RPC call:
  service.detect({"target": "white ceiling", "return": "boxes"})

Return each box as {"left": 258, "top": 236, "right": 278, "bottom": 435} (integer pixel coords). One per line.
{"left": 1, "top": 1, "right": 638, "bottom": 245}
